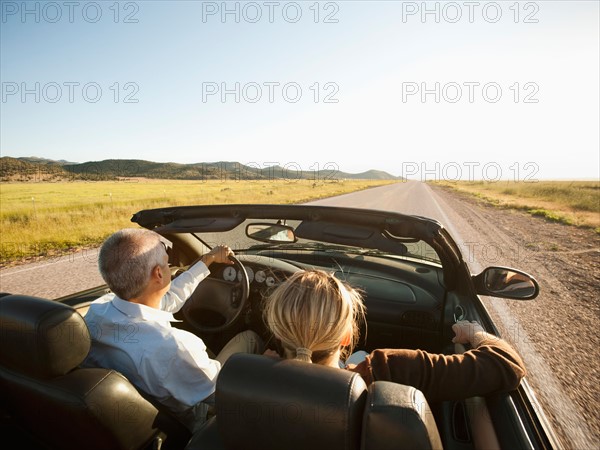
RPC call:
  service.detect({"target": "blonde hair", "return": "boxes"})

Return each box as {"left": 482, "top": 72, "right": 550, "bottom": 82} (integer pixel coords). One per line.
{"left": 263, "top": 270, "right": 366, "bottom": 364}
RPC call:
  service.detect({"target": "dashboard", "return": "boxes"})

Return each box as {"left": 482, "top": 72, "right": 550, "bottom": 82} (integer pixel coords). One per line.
{"left": 191, "top": 251, "right": 447, "bottom": 353}
{"left": 207, "top": 254, "right": 301, "bottom": 292}
{"left": 172, "top": 250, "right": 447, "bottom": 353}
{"left": 220, "top": 265, "right": 277, "bottom": 288}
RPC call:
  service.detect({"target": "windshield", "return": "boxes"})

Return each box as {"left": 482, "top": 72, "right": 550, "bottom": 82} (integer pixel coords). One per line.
{"left": 193, "top": 219, "right": 442, "bottom": 265}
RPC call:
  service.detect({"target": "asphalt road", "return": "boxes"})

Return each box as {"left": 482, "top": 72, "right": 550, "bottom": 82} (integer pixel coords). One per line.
{"left": 308, "top": 179, "right": 441, "bottom": 214}
{"left": 0, "top": 246, "right": 103, "bottom": 299}
{"left": 0, "top": 181, "right": 596, "bottom": 448}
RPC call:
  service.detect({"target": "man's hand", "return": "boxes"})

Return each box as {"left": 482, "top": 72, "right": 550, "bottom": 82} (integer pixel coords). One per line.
{"left": 263, "top": 349, "right": 280, "bottom": 358}
{"left": 452, "top": 320, "right": 495, "bottom": 347}
{"left": 201, "top": 245, "right": 234, "bottom": 267}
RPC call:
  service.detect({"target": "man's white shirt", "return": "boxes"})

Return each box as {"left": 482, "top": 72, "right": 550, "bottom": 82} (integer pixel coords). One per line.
{"left": 83, "top": 261, "right": 219, "bottom": 414}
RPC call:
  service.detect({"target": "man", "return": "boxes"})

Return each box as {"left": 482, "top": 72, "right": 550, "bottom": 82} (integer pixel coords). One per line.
{"left": 83, "top": 228, "right": 262, "bottom": 431}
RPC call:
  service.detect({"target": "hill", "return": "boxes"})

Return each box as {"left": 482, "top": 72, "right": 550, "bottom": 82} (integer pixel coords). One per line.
{"left": 0, "top": 157, "right": 68, "bottom": 181}
{"left": 0, "top": 157, "right": 401, "bottom": 181}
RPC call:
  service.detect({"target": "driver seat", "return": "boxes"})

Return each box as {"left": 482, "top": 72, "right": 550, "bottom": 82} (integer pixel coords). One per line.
{"left": 0, "top": 295, "right": 184, "bottom": 450}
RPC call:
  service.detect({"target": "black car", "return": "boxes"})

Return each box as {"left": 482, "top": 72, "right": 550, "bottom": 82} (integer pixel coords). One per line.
{"left": 0, "top": 204, "right": 559, "bottom": 449}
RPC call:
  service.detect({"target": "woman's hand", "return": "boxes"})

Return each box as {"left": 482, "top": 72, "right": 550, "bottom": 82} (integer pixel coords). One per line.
{"left": 452, "top": 320, "right": 495, "bottom": 347}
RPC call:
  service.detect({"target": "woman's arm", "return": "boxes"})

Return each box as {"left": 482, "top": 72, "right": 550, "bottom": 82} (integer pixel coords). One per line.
{"left": 350, "top": 321, "right": 526, "bottom": 402}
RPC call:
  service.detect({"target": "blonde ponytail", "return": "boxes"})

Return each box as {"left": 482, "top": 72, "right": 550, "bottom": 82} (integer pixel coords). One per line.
{"left": 264, "top": 270, "right": 365, "bottom": 365}
{"left": 295, "top": 347, "right": 313, "bottom": 363}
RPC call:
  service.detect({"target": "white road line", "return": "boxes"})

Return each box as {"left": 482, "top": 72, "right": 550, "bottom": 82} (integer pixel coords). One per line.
{"left": 426, "top": 184, "right": 595, "bottom": 449}
{"left": 1, "top": 251, "right": 97, "bottom": 276}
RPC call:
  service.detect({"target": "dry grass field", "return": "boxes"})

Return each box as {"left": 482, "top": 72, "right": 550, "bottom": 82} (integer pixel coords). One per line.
{"left": 433, "top": 180, "right": 599, "bottom": 231}
{"left": 0, "top": 179, "right": 395, "bottom": 262}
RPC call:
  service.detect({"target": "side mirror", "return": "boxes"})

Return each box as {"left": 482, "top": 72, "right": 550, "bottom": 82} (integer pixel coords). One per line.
{"left": 246, "top": 223, "right": 296, "bottom": 244}
{"left": 473, "top": 266, "right": 540, "bottom": 300}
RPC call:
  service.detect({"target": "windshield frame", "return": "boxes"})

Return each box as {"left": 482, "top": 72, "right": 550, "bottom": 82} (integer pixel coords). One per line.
{"left": 189, "top": 219, "right": 443, "bottom": 266}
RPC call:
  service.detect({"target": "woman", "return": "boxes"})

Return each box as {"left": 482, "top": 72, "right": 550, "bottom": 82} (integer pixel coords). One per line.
{"left": 263, "top": 270, "right": 526, "bottom": 402}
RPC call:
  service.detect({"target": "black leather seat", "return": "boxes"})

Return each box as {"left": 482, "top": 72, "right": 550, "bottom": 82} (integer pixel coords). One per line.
{"left": 361, "top": 381, "right": 443, "bottom": 450}
{"left": 187, "top": 353, "right": 443, "bottom": 450}
{"left": 0, "top": 295, "right": 187, "bottom": 450}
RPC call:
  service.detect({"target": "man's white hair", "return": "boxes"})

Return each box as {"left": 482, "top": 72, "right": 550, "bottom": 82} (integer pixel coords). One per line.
{"left": 98, "top": 228, "right": 164, "bottom": 300}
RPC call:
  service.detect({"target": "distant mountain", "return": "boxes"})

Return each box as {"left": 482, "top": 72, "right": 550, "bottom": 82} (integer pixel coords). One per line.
{"left": 0, "top": 157, "right": 402, "bottom": 181}
{"left": 348, "top": 170, "right": 398, "bottom": 180}
{"left": 17, "top": 156, "right": 78, "bottom": 166}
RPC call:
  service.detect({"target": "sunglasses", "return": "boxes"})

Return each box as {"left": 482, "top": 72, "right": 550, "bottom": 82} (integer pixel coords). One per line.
{"left": 159, "top": 241, "right": 169, "bottom": 254}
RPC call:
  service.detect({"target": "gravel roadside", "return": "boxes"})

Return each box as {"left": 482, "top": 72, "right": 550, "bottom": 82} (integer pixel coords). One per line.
{"left": 431, "top": 185, "right": 600, "bottom": 449}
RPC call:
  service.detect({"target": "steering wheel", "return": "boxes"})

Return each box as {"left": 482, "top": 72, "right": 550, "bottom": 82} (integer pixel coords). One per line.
{"left": 182, "top": 256, "right": 250, "bottom": 334}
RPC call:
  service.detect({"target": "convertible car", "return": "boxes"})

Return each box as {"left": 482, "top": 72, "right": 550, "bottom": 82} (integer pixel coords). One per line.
{"left": 0, "top": 204, "right": 560, "bottom": 449}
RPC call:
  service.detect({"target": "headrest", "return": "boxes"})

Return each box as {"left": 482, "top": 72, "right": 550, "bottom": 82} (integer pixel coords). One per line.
{"left": 216, "top": 353, "right": 367, "bottom": 450}
{"left": 0, "top": 295, "right": 91, "bottom": 378}
{"left": 361, "top": 381, "right": 443, "bottom": 450}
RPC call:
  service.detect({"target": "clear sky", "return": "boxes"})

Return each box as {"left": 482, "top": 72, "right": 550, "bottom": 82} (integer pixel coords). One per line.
{"left": 1, "top": 1, "right": 598, "bottom": 180}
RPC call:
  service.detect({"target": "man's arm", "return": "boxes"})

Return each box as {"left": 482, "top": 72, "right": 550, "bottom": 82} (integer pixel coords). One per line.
{"left": 162, "top": 245, "right": 234, "bottom": 313}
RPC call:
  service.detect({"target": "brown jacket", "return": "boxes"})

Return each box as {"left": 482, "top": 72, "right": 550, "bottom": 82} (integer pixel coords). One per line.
{"left": 349, "top": 338, "right": 526, "bottom": 402}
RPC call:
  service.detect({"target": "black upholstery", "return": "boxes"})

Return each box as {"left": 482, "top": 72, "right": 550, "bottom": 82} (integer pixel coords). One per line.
{"left": 217, "top": 354, "right": 367, "bottom": 450}
{"left": 0, "top": 295, "right": 176, "bottom": 450}
{"left": 361, "top": 381, "right": 443, "bottom": 450}
{"left": 188, "top": 353, "right": 443, "bottom": 450}
{"left": 187, "top": 417, "right": 223, "bottom": 450}
{"left": 0, "top": 294, "right": 90, "bottom": 378}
